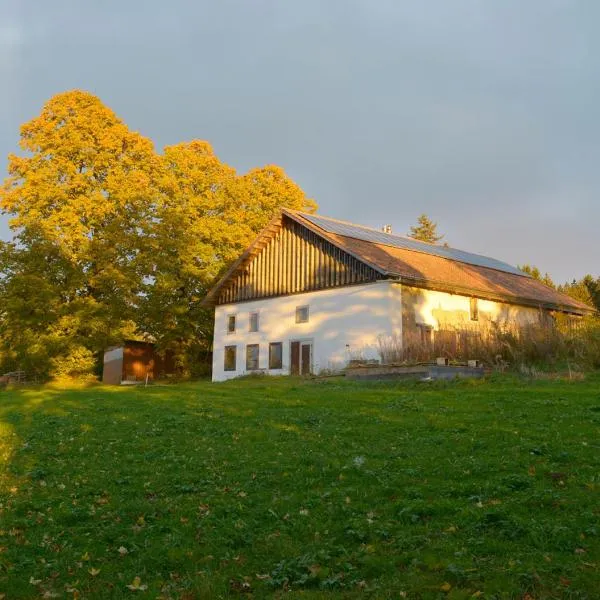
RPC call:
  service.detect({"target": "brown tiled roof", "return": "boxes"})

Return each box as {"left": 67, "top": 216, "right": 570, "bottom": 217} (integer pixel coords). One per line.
{"left": 292, "top": 212, "right": 593, "bottom": 315}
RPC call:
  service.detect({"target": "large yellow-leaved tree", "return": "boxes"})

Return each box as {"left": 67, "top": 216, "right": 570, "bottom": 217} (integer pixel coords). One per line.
{"left": 1, "top": 91, "right": 159, "bottom": 377}
{"left": 0, "top": 91, "right": 316, "bottom": 378}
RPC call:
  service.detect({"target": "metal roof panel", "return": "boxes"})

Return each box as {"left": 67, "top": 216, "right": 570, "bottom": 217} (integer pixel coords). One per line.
{"left": 299, "top": 212, "right": 529, "bottom": 278}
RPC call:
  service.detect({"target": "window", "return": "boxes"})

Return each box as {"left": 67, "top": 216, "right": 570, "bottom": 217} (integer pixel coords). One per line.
{"left": 246, "top": 344, "right": 260, "bottom": 370}
{"left": 227, "top": 315, "right": 236, "bottom": 334}
{"left": 249, "top": 312, "right": 259, "bottom": 332}
{"left": 470, "top": 297, "right": 479, "bottom": 321}
{"left": 295, "top": 305, "right": 309, "bottom": 323}
{"left": 224, "top": 345, "right": 236, "bottom": 371}
{"left": 269, "top": 342, "right": 283, "bottom": 369}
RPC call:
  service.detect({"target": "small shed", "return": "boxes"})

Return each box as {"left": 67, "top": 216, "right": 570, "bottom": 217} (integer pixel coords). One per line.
{"left": 102, "top": 341, "right": 175, "bottom": 385}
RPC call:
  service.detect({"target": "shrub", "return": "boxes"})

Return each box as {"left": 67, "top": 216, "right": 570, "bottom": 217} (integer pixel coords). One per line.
{"left": 49, "top": 345, "right": 97, "bottom": 379}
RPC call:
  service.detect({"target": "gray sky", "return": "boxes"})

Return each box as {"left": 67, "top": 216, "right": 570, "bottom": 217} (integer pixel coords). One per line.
{"left": 1, "top": 0, "right": 599, "bottom": 282}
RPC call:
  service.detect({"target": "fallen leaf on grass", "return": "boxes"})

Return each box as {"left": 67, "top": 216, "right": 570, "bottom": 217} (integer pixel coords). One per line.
{"left": 29, "top": 576, "right": 42, "bottom": 585}
{"left": 440, "top": 582, "right": 452, "bottom": 592}
{"left": 88, "top": 568, "right": 100, "bottom": 576}
{"left": 118, "top": 546, "right": 128, "bottom": 556}
{"left": 126, "top": 577, "right": 147, "bottom": 591}
{"left": 575, "top": 548, "right": 586, "bottom": 554}
{"left": 444, "top": 525, "right": 457, "bottom": 533}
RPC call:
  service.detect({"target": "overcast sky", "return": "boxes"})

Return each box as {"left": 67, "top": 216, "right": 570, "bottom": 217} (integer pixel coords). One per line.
{"left": 1, "top": 0, "right": 598, "bottom": 282}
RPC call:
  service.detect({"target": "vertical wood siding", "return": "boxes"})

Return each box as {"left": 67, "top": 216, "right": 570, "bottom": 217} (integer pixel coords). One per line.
{"left": 217, "top": 218, "right": 380, "bottom": 304}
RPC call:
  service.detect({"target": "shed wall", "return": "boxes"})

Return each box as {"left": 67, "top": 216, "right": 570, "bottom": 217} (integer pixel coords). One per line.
{"left": 102, "top": 347, "right": 124, "bottom": 385}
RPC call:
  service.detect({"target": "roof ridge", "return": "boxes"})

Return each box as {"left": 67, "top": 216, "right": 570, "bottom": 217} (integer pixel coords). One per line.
{"left": 293, "top": 210, "right": 426, "bottom": 244}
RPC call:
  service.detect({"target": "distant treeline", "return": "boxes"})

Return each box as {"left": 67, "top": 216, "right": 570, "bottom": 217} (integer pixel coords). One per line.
{"left": 518, "top": 265, "right": 600, "bottom": 312}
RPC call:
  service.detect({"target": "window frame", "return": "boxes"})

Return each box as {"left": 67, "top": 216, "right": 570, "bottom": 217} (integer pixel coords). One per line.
{"left": 246, "top": 343, "right": 260, "bottom": 371}
{"left": 269, "top": 342, "right": 283, "bottom": 369}
{"left": 295, "top": 305, "right": 309, "bottom": 324}
{"left": 249, "top": 312, "right": 259, "bottom": 332}
{"left": 224, "top": 345, "right": 237, "bottom": 372}
{"left": 227, "top": 314, "right": 236, "bottom": 334}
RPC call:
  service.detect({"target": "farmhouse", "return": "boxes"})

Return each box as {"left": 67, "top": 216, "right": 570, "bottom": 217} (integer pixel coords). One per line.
{"left": 204, "top": 210, "right": 593, "bottom": 381}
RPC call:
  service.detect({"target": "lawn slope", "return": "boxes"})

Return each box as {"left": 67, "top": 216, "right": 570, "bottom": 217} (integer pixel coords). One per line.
{"left": 1, "top": 375, "right": 599, "bottom": 598}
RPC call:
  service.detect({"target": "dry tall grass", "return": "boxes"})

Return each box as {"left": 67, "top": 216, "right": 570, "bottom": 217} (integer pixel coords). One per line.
{"left": 377, "top": 315, "right": 600, "bottom": 372}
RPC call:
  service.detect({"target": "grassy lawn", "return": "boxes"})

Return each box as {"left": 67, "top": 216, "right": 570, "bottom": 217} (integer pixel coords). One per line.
{"left": 0, "top": 375, "right": 599, "bottom": 599}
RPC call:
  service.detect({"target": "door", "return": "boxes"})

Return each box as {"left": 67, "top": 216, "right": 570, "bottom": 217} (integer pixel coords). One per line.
{"left": 301, "top": 343, "right": 312, "bottom": 375}
{"left": 290, "top": 341, "right": 312, "bottom": 375}
{"left": 290, "top": 342, "right": 300, "bottom": 375}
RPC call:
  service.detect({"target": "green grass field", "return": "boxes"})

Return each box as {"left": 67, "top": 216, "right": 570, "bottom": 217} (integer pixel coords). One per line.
{"left": 1, "top": 375, "right": 599, "bottom": 599}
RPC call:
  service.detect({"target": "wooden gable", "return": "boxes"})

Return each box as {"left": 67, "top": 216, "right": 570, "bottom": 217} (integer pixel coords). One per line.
{"left": 216, "top": 215, "right": 381, "bottom": 305}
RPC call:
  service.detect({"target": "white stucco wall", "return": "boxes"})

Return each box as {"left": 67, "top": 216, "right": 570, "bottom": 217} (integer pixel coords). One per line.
{"left": 211, "top": 280, "right": 547, "bottom": 381}
{"left": 396, "top": 284, "right": 543, "bottom": 329}
{"left": 212, "top": 281, "right": 399, "bottom": 381}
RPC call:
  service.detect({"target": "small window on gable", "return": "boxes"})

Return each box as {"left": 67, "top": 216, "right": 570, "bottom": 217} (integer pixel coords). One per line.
{"left": 470, "top": 297, "right": 479, "bottom": 321}
{"left": 246, "top": 344, "right": 260, "bottom": 370}
{"left": 249, "top": 312, "right": 259, "bottom": 332}
{"left": 269, "top": 342, "right": 283, "bottom": 369}
{"left": 296, "top": 305, "right": 309, "bottom": 323}
{"left": 224, "top": 345, "right": 236, "bottom": 371}
{"left": 227, "top": 315, "right": 236, "bottom": 333}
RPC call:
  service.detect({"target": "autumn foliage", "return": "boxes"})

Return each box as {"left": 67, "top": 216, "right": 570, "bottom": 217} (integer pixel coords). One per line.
{"left": 0, "top": 90, "right": 316, "bottom": 379}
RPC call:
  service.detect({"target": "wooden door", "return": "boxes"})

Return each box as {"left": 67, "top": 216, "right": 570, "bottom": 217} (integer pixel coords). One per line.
{"left": 290, "top": 341, "right": 300, "bottom": 375}
{"left": 301, "top": 343, "right": 312, "bottom": 375}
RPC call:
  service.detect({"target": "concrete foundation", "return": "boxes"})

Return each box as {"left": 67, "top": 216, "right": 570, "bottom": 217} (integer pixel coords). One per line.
{"left": 346, "top": 363, "right": 486, "bottom": 381}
